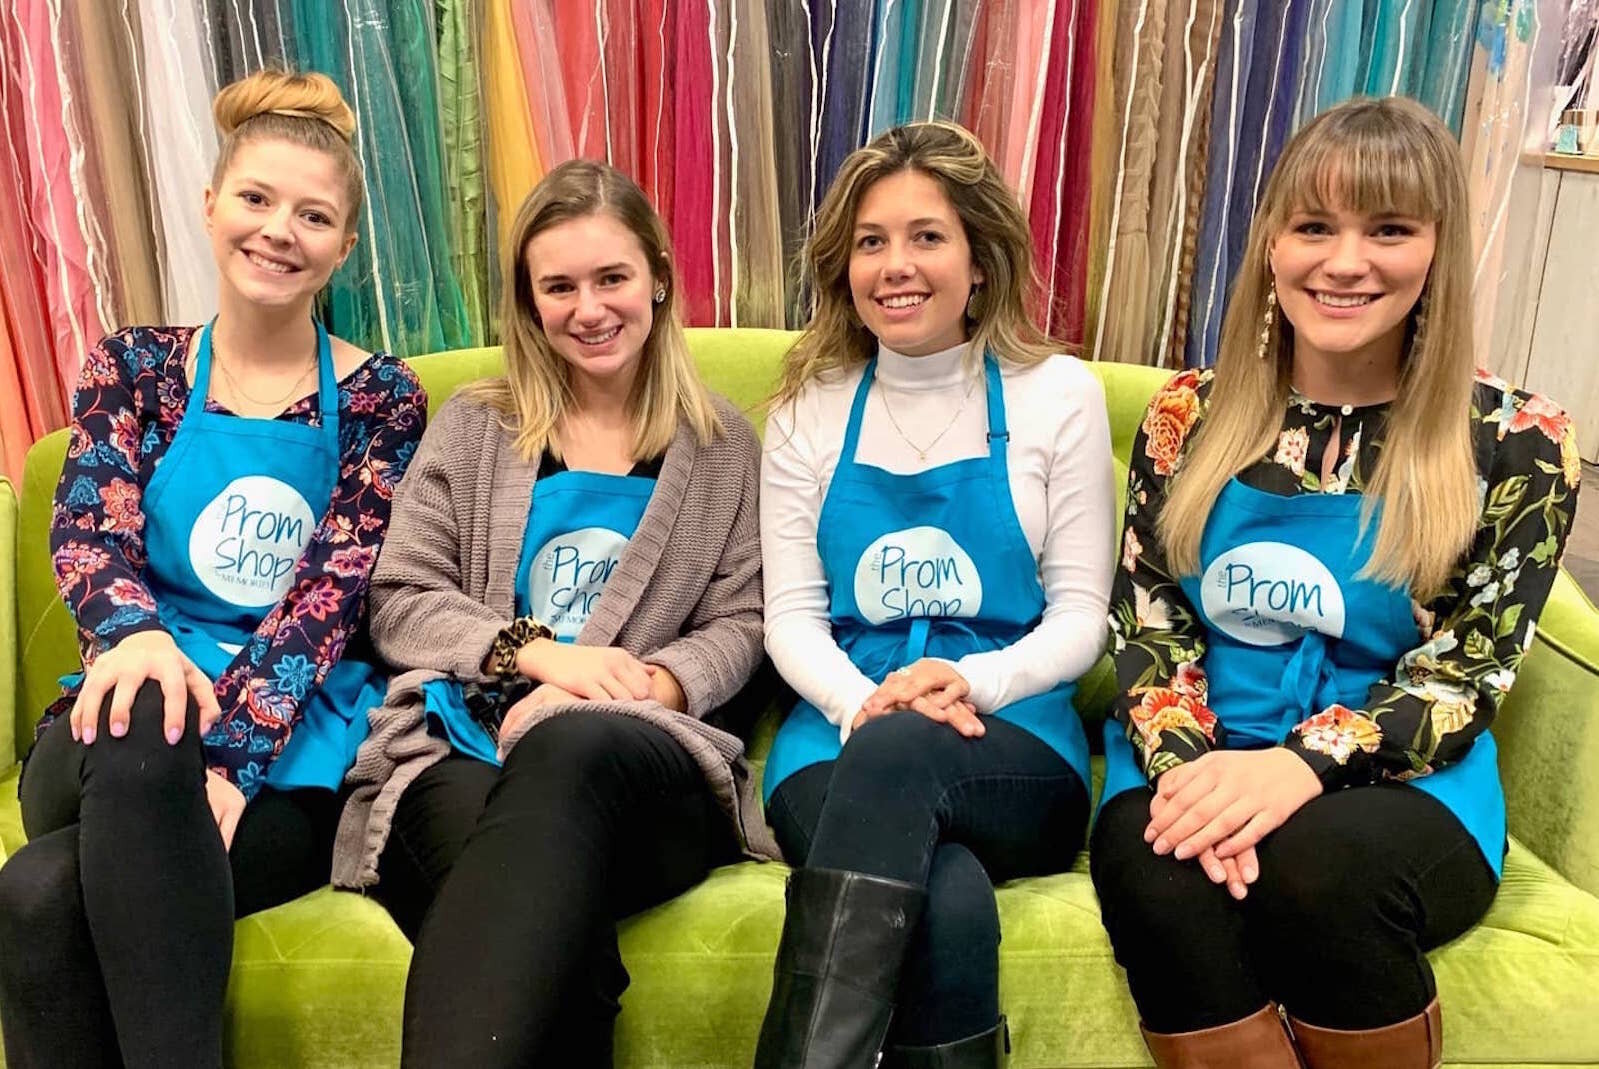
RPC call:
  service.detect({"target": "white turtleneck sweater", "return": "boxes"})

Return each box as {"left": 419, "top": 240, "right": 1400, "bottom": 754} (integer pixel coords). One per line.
{"left": 760, "top": 341, "right": 1115, "bottom": 742}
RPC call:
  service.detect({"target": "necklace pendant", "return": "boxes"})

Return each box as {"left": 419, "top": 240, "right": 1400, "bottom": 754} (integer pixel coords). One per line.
{"left": 916, "top": 449, "right": 927, "bottom": 461}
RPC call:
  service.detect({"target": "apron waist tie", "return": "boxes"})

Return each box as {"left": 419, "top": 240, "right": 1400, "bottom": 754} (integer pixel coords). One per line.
{"left": 1280, "top": 632, "right": 1338, "bottom": 729}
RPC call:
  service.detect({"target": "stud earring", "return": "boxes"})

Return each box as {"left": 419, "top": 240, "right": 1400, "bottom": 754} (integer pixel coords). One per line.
{"left": 653, "top": 286, "right": 667, "bottom": 304}
{"left": 1257, "top": 284, "right": 1277, "bottom": 361}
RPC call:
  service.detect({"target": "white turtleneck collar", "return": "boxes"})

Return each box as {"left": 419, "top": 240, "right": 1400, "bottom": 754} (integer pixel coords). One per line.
{"left": 874, "top": 339, "right": 978, "bottom": 391}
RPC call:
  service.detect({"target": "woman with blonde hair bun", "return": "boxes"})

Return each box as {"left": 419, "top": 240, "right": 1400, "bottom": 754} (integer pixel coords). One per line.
{"left": 1094, "top": 96, "right": 1580, "bottom": 1067}
{"left": 0, "top": 68, "right": 425, "bottom": 1067}
{"left": 756, "top": 121, "right": 1114, "bottom": 1067}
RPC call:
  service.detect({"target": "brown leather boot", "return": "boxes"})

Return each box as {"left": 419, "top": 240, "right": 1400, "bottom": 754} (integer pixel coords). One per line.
{"left": 1290, "top": 997, "right": 1442, "bottom": 1068}
{"left": 1141, "top": 1004, "right": 1302, "bottom": 1068}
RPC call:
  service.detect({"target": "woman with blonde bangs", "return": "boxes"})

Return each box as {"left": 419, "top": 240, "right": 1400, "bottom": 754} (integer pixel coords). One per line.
{"left": 1093, "top": 96, "right": 1580, "bottom": 1067}
{"left": 757, "top": 122, "right": 1114, "bottom": 1067}
{"left": 333, "top": 159, "right": 767, "bottom": 1066}
{"left": 0, "top": 69, "right": 425, "bottom": 1067}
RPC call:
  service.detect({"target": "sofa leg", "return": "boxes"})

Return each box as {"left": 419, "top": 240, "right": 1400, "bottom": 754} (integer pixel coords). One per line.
{"left": 880, "top": 1016, "right": 1009, "bottom": 1068}
{"left": 753, "top": 867, "right": 926, "bottom": 1069}
{"left": 1290, "top": 997, "right": 1442, "bottom": 1069}
{"left": 1140, "top": 1004, "right": 1302, "bottom": 1069}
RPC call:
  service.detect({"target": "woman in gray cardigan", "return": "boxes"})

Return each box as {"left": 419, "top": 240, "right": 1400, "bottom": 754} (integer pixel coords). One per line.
{"left": 332, "top": 160, "right": 770, "bottom": 1067}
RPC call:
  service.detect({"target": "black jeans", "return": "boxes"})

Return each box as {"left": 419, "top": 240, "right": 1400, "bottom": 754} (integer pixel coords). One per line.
{"left": 767, "top": 712, "right": 1088, "bottom": 1047}
{"left": 377, "top": 710, "right": 739, "bottom": 1069}
{"left": 1089, "top": 783, "right": 1498, "bottom": 1033}
{"left": 0, "top": 682, "right": 342, "bottom": 1069}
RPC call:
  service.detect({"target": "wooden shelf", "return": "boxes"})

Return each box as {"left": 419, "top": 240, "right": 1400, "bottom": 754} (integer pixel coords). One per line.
{"left": 1547, "top": 153, "right": 1599, "bottom": 176}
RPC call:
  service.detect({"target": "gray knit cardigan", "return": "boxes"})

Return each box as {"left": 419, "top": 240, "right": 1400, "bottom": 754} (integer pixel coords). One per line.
{"left": 331, "top": 390, "right": 777, "bottom": 888}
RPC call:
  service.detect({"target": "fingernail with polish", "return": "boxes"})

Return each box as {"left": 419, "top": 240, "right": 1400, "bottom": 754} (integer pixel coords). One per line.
{"left": 110, "top": 721, "right": 126, "bottom": 738}
{"left": 82, "top": 727, "right": 96, "bottom": 744}
{"left": 1153, "top": 838, "right": 1170, "bottom": 854}
{"left": 1174, "top": 844, "right": 1192, "bottom": 860}
{"left": 167, "top": 727, "right": 182, "bottom": 744}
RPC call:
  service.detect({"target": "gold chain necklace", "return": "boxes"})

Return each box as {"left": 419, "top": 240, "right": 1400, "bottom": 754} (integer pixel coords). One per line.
{"left": 209, "top": 335, "right": 318, "bottom": 410}
{"left": 876, "top": 373, "right": 979, "bottom": 461}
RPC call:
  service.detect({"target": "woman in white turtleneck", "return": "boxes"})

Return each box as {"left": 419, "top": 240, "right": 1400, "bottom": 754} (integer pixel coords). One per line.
{"left": 753, "top": 122, "right": 1115, "bottom": 1069}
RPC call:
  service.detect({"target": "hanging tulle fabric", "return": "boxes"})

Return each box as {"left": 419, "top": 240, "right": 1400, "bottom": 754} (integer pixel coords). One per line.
{"left": 672, "top": 0, "right": 719, "bottom": 325}
{"left": 483, "top": 0, "right": 543, "bottom": 260}
{"left": 4, "top": 0, "right": 114, "bottom": 390}
{"left": 0, "top": 67, "right": 67, "bottom": 480}
{"left": 1184, "top": 0, "right": 1310, "bottom": 370}
{"left": 63, "top": 1, "right": 163, "bottom": 329}
{"left": 137, "top": 0, "right": 220, "bottom": 326}
{"left": 285, "top": 0, "right": 471, "bottom": 356}
{"left": 960, "top": 0, "right": 1021, "bottom": 175}
{"left": 722, "top": 0, "right": 785, "bottom": 327}
{"left": 1463, "top": 0, "right": 1570, "bottom": 375}
{"left": 437, "top": 0, "right": 494, "bottom": 344}
{"left": 1028, "top": 0, "right": 1100, "bottom": 346}
{"left": 639, "top": 0, "right": 676, "bottom": 215}
{"left": 199, "top": 0, "right": 293, "bottom": 88}
{"left": 765, "top": 0, "right": 811, "bottom": 320}
{"left": 812, "top": 0, "right": 879, "bottom": 207}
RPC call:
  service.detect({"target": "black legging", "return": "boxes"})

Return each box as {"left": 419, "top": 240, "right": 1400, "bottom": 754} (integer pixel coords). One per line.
{"left": 1089, "top": 782, "right": 1498, "bottom": 1033}
{"left": 766, "top": 712, "right": 1089, "bottom": 1047}
{"left": 377, "top": 710, "right": 739, "bottom": 1069}
{"left": 0, "top": 681, "right": 342, "bottom": 1069}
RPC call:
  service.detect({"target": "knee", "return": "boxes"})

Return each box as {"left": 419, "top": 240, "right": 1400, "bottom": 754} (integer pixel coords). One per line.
{"left": 1089, "top": 792, "right": 1198, "bottom": 937}
{"left": 833, "top": 713, "right": 951, "bottom": 790}
{"left": 0, "top": 836, "right": 82, "bottom": 954}
{"left": 499, "top": 710, "right": 645, "bottom": 796}
{"left": 79, "top": 681, "right": 204, "bottom": 798}
{"left": 1251, "top": 826, "right": 1397, "bottom": 943}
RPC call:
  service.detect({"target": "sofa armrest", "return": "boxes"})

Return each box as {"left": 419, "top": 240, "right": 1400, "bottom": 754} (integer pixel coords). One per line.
{"left": 0, "top": 476, "right": 17, "bottom": 772}
{"left": 1496, "top": 569, "right": 1599, "bottom": 897}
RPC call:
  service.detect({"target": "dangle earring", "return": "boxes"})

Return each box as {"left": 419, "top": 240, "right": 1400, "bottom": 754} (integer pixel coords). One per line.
{"left": 1257, "top": 284, "right": 1278, "bottom": 361}
{"left": 653, "top": 285, "right": 667, "bottom": 304}
{"left": 966, "top": 284, "right": 985, "bottom": 320}
{"left": 1407, "top": 292, "right": 1428, "bottom": 357}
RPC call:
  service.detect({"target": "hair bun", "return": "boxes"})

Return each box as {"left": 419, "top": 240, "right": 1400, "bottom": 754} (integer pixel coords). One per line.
{"left": 212, "top": 69, "right": 356, "bottom": 142}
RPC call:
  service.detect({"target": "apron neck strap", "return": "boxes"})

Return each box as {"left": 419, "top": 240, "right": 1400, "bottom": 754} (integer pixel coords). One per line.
{"left": 187, "top": 319, "right": 339, "bottom": 442}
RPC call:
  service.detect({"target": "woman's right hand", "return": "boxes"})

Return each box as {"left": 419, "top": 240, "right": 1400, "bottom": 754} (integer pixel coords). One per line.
{"left": 71, "top": 630, "right": 221, "bottom": 746}
{"left": 514, "top": 639, "right": 653, "bottom": 701}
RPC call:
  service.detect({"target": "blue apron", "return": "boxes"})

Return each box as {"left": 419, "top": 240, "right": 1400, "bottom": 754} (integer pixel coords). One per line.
{"left": 764, "top": 355, "right": 1091, "bottom": 802}
{"left": 1101, "top": 477, "right": 1506, "bottom": 877}
{"left": 87, "top": 321, "right": 387, "bottom": 792}
{"left": 423, "top": 467, "right": 656, "bottom": 765}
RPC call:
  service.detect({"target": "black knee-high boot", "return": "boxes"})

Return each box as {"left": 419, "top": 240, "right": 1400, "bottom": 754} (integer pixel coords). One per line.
{"left": 882, "top": 1017, "right": 1010, "bottom": 1068}
{"left": 754, "top": 867, "right": 927, "bottom": 1069}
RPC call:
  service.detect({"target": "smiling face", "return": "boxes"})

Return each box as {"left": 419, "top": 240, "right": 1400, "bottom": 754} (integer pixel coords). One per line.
{"left": 847, "top": 168, "right": 983, "bottom": 356}
{"left": 1269, "top": 204, "right": 1436, "bottom": 370}
{"left": 204, "top": 138, "right": 356, "bottom": 311}
{"left": 523, "top": 211, "right": 657, "bottom": 390}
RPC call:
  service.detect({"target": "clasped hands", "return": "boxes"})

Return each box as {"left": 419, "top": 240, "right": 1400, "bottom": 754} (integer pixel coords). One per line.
{"left": 1144, "top": 748, "right": 1323, "bottom": 900}
{"left": 849, "top": 658, "right": 982, "bottom": 737}
{"left": 497, "top": 639, "right": 686, "bottom": 757}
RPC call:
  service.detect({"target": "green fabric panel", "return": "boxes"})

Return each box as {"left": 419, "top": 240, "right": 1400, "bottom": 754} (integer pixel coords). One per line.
{"left": 16, "top": 433, "right": 73, "bottom": 756}
{"left": 0, "top": 479, "right": 17, "bottom": 771}
{"left": 402, "top": 346, "right": 506, "bottom": 420}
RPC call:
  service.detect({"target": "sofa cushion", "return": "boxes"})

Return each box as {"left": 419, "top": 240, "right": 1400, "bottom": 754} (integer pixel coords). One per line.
{"left": 3, "top": 766, "right": 1592, "bottom": 1067}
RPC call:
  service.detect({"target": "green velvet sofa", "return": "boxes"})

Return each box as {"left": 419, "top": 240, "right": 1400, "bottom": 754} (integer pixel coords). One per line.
{"left": 4, "top": 328, "right": 1598, "bottom": 1067}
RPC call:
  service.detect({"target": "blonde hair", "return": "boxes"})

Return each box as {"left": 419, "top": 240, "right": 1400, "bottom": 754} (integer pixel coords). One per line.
{"left": 464, "top": 159, "right": 721, "bottom": 461}
{"left": 211, "top": 69, "right": 364, "bottom": 230}
{"left": 1161, "top": 96, "right": 1478, "bottom": 600}
{"left": 774, "top": 121, "right": 1055, "bottom": 406}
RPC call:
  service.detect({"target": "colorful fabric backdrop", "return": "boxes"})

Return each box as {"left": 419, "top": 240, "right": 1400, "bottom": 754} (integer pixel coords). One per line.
{"left": 0, "top": 0, "right": 1582, "bottom": 479}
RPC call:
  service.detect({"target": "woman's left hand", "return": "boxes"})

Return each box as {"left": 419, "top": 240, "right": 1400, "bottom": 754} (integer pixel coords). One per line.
{"left": 1144, "top": 748, "right": 1323, "bottom": 862}
{"left": 853, "top": 659, "right": 982, "bottom": 738}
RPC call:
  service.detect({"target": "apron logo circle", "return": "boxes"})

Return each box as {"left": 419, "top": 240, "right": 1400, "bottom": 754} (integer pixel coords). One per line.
{"left": 854, "top": 525, "right": 983, "bottom": 626}
{"left": 188, "top": 475, "right": 317, "bottom": 608}
{"left": 1201, "top": 541, "right": 1346, "bottom": 646}
{"left": 529, "top": 526, "right": 629, "bottom": 638}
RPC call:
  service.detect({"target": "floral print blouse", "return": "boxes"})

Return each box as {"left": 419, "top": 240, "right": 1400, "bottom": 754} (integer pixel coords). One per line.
{"left": 47, "top": 325, "right": 427, "bottom": 798}
{"left": 1110, "top": 367, "right": 1581, "bottom": 789}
